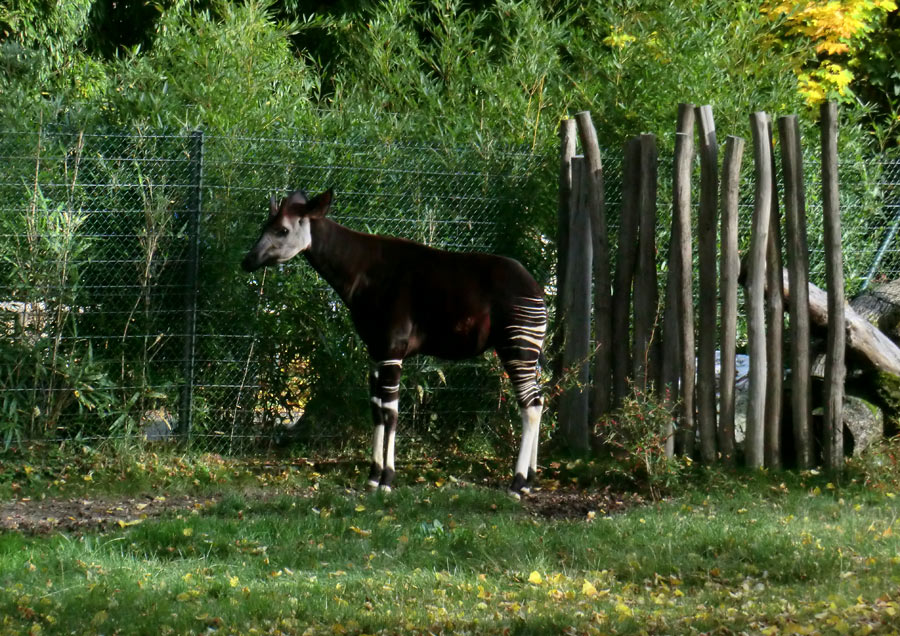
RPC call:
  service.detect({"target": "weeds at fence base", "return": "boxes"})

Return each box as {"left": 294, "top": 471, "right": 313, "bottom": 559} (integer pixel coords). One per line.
{"left": 594, "top": 387, "right": 688, "bottom": 500}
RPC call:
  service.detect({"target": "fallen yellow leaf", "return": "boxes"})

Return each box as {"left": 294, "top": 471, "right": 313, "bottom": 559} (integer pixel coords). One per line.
{"left": 528, "top": 571, "right": 543, "bottom": 585}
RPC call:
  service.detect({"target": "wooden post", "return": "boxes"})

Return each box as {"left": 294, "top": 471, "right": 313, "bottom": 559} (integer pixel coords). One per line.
{"left": 559, "top": 156, "right": 592, "bottom": 453}
{"left": 555, "top": 119, "right": 577, "bottom": 394}
{"left": 764, "top": 116, "right": 784, "bottom": 469}
{"left": 779, "top": 114, "right": 812, "bottom": 469}
{"left": 718, "top": 135, "right": 745, "bottom": 465}
{"left": 821, "top": 102, "right": 845, "bottom": 472}
{"left": 633, "top": 134, "right": 659, "bottom": 393}
{"left": 660, "top": 119, "right": 688, "bottom": 457}
{"left": 696, "top": 105, "right": 718, "bottom": 464}
{"left": 575, "top": 111, "right": 612, "bottom": 422}
{"left": 674, "top": 105, "right": 696, "bottom": 456}
{"left": 746, "top": 112, "right": 773, "bottom": 469}
{"left": 612, "top": 137, "right": 641, "bottom": 405}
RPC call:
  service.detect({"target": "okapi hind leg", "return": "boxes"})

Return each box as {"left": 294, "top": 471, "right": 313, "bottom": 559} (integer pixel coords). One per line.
{"left": 500, "top": 296, "right": 547, "bottom": 499}
{"left": 510, "top": 404, "right": 542, "bottom": 498}
{"left": 375, "top": 359, "right": 402, "bottom": 492}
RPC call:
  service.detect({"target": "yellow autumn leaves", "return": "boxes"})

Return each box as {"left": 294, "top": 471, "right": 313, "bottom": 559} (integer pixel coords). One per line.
{"left": 763, "top": 0, "right": 897, "bottom": 105}
{"left": 526, "top": 570, "right": 609, "bottom": 599}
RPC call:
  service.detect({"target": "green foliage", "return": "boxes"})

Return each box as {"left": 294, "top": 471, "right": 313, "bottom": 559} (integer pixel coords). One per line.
{"left": 596, "top": 386, "right": 686, "bottom": 499}
{"left": 0, "top": 187, "right": 119, "bottom": 445}
{"left": 107, "top": 0, "right": 323, "bottom": 131}
{"left": 564, "top": 0, "right": 807, "bottom": 145}
{"left": 1, "top": 0, "right": 858, "bottom": 150}
{"left": 324, "top": 0, "right": 567, "bottom": 146}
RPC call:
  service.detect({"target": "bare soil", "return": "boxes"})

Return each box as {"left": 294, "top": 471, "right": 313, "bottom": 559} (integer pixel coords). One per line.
{"left": 0, "top": 484, "right": 644, "bottom": 535}
{"left": 0, "top": 493, "right": 222, "bottom": 535}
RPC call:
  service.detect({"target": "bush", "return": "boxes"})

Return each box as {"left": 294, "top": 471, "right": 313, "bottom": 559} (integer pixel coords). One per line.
{"left": 595, "top": 386, "right": 687, "bottom": 499}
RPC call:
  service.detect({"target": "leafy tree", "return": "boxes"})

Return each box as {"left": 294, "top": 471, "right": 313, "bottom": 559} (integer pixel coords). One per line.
{"left": 763, "top": 0, "right": 900, "bottom": 145}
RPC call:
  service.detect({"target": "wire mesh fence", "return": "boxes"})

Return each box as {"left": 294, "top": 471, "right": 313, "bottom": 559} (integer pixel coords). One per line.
{"left": 1, "top": 126, "right": 899, "bottom": 453}
{"left": 0, "top": 128, "right": 553, "bottom": 452}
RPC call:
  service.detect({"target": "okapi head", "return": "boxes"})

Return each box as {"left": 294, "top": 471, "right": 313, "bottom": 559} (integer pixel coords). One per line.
{"left": 241, "top": 189, "right": 333, "bottom": 272}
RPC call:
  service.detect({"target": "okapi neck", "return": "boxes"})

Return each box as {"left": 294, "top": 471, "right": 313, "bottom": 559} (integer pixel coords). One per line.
{"left": 303, "top": 218, "right": 371, "bottom": 302}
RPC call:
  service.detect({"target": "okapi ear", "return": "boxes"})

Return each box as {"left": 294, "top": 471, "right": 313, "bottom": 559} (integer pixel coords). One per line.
{"left": 307, "top": 188, "right": 334, "bottom": 218}
{"left": 268, "top": 194, "right": 278, "bottom": 219}
{"left": 281, "top": 190, "right": 310, "bottom": 217}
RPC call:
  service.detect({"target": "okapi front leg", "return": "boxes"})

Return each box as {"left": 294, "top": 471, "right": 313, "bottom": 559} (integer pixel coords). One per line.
{"left": 375, "top": 359, "right": 402, "bottom": 492}
{"left": 367, "top": 368, "right": 385, "bottom": 489}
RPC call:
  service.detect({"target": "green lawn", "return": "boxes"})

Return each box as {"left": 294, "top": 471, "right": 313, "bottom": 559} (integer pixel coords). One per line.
{"left": 1, "top": 445, "right": 900, "bottom": 635}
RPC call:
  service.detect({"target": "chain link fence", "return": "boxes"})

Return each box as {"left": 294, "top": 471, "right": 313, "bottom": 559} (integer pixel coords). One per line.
{"left": 0, "top": 128, "right": 553, "bottom": 452}
{"left": 1, "top": 126, "right": 899, "bottom": 453}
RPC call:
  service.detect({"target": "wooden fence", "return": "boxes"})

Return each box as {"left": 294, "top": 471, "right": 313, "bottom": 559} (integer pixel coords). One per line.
{"left": 556, "top": 103, "right": 847, "bottom": 470}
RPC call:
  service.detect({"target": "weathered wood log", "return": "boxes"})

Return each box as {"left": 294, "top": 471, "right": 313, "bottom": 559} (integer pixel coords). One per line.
{"left": 559, "top": 156, "right": 592, "bottom": 453}
{"left": 673, "top": 107, "right": 696, "bottom": 457}
{"left": 554, "top": 119, "right": 577, "bottom": 399}
{"left": 696, "top": 104, "right": 719, "bottom": 464}
{"left": 612, "top": 137, "right": 641, "bottom": 405}
{"left": 746, "top": 112, "right": 773, "bottom": 469}
{"left": 633, "top": 134, "right": 659, "bottom": 392}
{"left": 850, "top": 279, "right": 900, "bottom": 341}
{"left": 764, "top": 115, "right": 784, "bottom": 469}
{"left": 556, "top": 119, "right": 577, "bottom": 329}
{"left": 660, "top": 106, "right": 695, "bottom": 458}
{"left": 779, "top": 114, "right": 813, "bottom": 469}
{"left": 719, "top": 135, "right": 745, "bottom": 465}
{"left": 772, "top": 268, "right": 900, "bottom": 377}
{"left": 821, "top": 101, "right": 845, "bottom": 473}
{"left": 575, "top": 111, "right": 612, "bottom": 421}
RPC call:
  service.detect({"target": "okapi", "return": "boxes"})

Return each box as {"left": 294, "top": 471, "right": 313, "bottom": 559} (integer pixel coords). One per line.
{"left": 241, "top": 189, "right": 546, "bottom": 498}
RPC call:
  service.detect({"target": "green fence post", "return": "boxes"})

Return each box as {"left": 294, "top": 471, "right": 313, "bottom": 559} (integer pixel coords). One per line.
{"left": 179, "top": 130, "right": 204, "bottom": 443}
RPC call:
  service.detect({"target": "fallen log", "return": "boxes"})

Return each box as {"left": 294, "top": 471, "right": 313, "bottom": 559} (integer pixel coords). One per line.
{"left": 773, "top": 268, "right": 900, "bottom": 377}
{"left": 850, "top": 279, "right": 900, "bottom": 341}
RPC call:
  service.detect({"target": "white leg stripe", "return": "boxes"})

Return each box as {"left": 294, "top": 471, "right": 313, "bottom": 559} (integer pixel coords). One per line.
{"left": 381, "top": 399, "right": 399, "bottom": 413}
{"left": 372, "top": 424, "right": 385, "bottom": 467}
{"left": 371, "top": 396, "right": 382, "bottom": 407}
{"left": 385, "top": 428, "right": 396, "bottom": 471}
{"left": 515, "top": 405, "right": 542, "bottom": 478}
{"left": 378, "top": 359, "right": 403, "bottom": 367}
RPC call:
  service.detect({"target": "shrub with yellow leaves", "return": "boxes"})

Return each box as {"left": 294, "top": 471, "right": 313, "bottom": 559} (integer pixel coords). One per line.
{"left": 763, "top": 0, "right": 897, "bottom": 105}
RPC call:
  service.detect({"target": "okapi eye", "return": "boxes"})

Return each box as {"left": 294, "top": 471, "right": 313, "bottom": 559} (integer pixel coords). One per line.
{"left": 276, "top": 227, "right": 289, "bottom": 237}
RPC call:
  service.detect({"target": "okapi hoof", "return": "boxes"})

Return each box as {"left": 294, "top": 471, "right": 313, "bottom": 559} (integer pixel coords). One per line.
{"left": 378, "top": 485, "right": 392, "bottom": 494}
{"left": 378, "top": 467, "right": 395, "bottom": 492}
{"left": 526, "top": 468, "right": 539, "bottom": 490}
{"left": 367, "top": 462, "right": 383, "bottom": 490}
{"left": 508, "top": 472, "right": 529, "bottom": 500}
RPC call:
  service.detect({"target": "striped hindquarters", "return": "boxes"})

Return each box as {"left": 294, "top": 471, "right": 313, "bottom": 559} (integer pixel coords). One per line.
{"left": 499, "top": 296, "right": 547, "bottom": 408}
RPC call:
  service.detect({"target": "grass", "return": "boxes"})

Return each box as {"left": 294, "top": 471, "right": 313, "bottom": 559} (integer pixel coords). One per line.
{"left": 1, "top": 442, "right": 900, "bottom": 634}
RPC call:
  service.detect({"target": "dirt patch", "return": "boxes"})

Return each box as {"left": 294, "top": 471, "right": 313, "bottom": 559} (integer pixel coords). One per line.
{"left": 0, "top": 494, "right": 222, "bottom": 535}
{"left": 522, "top": 486, "right": 648, "bottom": 520}
{"left": 0, "top": 484, "right": 646, "bottom": 534}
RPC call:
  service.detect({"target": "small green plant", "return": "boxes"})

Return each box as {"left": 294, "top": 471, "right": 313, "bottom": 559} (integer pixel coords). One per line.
{"left": 846, "top": 434, "right": 900, "bottom": 491}
{"left": 597, "top": 386, "right": 685, "bottom": 499}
